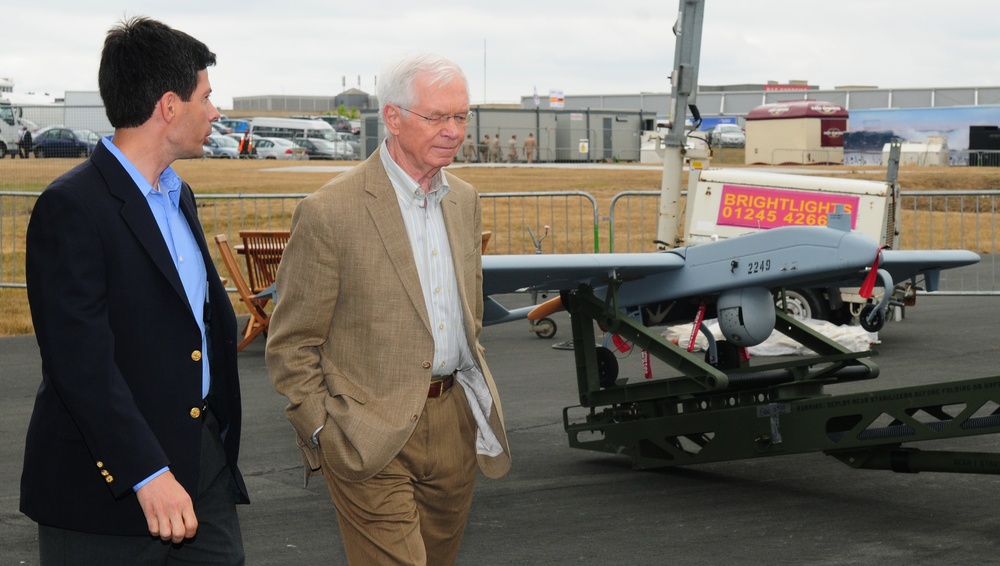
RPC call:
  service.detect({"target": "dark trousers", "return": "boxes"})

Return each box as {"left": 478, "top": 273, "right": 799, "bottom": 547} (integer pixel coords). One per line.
{"left": 38, "top": 408, "right": 244, "bottom": 565}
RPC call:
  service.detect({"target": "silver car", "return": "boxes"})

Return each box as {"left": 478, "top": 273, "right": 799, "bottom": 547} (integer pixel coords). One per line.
{"left": 333, "top": 131, "right": 360, "bottom": 159}
{"left": 203, "top": 134, "right": 239, "bottom": 158}
{"left": 255, "top": 137, "right": 307, "bottom": 160}
{"left": 708, "top": 124, "right": 746, "bottom": 147}
{"left": 292, "top": 137, "right": 353, "bottom": 160}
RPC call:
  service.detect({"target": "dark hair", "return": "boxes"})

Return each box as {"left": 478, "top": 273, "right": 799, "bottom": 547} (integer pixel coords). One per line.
{"left": 98, "top": 17, "right": 216, "bottom": 129}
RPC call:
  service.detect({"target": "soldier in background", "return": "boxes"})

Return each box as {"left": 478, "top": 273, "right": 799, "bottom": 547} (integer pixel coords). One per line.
{"left": 489, "top": 133, "right": 501, "bottom": 162}
{"left": 523, "top": 132, "right": 537, "bottom": 163}
{"left": 461, "top": 134, "right": 476, "bottom": 162}
{"left": 479, "top": 134, "right": 490, "bottom": 162}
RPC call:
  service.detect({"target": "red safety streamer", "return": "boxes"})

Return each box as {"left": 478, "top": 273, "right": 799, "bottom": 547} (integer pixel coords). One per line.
{"left": 687, "top": 302, "right": 708, "bottom": 352}
{"left": 859, "top": 247, "right": 886, "bottom": 299}
{"left": 611, "top": 334, "right": 631, "bottom": 353}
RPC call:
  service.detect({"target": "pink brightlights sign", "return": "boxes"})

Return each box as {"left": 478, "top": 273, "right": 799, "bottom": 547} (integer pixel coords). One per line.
{"left": 716, "top": 185, "right": 859, "bottom": 230}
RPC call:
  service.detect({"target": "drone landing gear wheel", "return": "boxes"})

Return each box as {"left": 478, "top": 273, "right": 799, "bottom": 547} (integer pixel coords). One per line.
{"left": 859, "top": 304, "right": 885, "bottom": 332}
{"left": 532, "top": 317, "right": 557, "bottom": 339}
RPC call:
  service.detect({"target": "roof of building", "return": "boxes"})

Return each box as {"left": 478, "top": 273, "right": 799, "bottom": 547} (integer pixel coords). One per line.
{"left": 746, "top": 100, "right": 848, "bottom": 121}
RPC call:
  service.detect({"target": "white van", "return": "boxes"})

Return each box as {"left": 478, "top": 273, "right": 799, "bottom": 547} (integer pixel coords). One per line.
{"left": 248, "top": 117, "right": 336, "bottom": 142}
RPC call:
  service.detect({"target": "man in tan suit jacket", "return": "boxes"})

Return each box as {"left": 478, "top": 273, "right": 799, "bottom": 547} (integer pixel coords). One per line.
{"left": 266, "top": 52, "right": 510, "bottom": 565}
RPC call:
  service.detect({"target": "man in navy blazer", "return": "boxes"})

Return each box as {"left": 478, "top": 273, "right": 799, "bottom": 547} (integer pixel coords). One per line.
{"left": 21, "top": 17, "right": 248, "bottom": 565}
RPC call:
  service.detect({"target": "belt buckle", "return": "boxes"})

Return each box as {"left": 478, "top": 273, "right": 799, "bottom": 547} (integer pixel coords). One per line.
{"left": 428, "top": 373, "right": 454, "bottom": 398}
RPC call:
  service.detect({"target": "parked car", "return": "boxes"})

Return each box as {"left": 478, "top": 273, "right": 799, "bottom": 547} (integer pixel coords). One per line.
{"left": 211, "top": 122, "right": 232, "bottom": 135}
{"left": 255, "top": 137, "right": 307, "bottom": 160}
{"left": 219, "top": 119, "right": 250, "bottom": 133}
{"left": 333, "top": 131, "right": 360, "bottom": 158}
{"left": 292, "top": 137, "right": 353, "bottom": 160}
{"left": 290, "top": 115, "right": 353, "bottom": 133}
{"left": 324, "top": 115, "right": 354, "bottom": 133}
{"left": 203, "top": 134, "right": 239, "bottom": 158}
{"left": 707, "top": 123, "right": 746, "bottom": 147}
{"left": 31, "top": 126, "right": 100, "bottom": 158}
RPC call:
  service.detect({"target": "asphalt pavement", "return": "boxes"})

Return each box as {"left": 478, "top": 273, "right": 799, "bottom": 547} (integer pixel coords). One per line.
{"left": 3, "top": 294, "right": 1000, "bottom": 565}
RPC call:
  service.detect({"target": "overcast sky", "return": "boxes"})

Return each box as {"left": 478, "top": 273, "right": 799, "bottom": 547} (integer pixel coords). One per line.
{"left": 5, "top": 1, "right": 1000, "bottom": 109}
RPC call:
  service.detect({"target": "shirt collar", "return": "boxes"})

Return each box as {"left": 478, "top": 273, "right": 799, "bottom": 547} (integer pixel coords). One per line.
{"left": 379, "top": 140, "right": 450, "bottom": 210}
{"left": 101, "top": 135, "right": 183, "bottom": 207}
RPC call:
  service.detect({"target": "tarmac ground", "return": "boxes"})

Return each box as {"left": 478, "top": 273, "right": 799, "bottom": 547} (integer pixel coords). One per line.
{"left": 3, "top": 294, "right": 1000, "bottom": 565}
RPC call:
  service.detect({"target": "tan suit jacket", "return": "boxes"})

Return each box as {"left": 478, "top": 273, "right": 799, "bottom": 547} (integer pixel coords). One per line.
{"left": 266, "top": 148, "right": 511, "bottom": 482}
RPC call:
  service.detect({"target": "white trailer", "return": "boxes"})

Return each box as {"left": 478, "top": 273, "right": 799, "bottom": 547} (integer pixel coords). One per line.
{"left": 681, "top": 165, "right": 905, "bottom": 325}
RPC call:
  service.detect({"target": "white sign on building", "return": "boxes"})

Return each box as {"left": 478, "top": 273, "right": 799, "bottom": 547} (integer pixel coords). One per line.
{"left": 549, "top": 89, "right": 564, "bottom": 109}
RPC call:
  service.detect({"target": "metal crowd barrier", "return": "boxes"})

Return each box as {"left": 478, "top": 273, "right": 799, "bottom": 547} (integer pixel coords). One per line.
{"left": 0, "top": 191, "right": 35, "bottom": 290}
{"left": 2, "top": 189, "right": 998, "bottom": 293}
{"left": 0, "top": 191, "right": 600, "bottom": 289}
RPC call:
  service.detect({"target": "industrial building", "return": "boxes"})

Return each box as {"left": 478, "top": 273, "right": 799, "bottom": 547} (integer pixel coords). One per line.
{"left": 219, "top": 83, "right": 1000, "bottom": 164}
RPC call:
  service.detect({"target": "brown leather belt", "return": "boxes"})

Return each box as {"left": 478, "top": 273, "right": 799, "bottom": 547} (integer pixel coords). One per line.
{"left": 428, "top": 373, "right": 455, "bottom": 398}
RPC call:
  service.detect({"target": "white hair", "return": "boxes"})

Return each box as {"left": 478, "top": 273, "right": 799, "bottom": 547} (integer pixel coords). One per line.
{"left": 378, "top": 52, "right": 469, "bottom": 115}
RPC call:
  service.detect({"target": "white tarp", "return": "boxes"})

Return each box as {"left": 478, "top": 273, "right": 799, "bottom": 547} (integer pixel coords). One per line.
{"left": 661, "top": 318, "right": 872, "bottom": 357}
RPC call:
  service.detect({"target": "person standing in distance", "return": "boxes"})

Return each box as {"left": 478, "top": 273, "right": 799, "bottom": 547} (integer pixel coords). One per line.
{"left": 479, "top": 133, "right": 490, "bottom": 162}
{"left": 19, "top": 126, "right": 33, "bottom": 158}
{"left": 523, "top": 132, "right": 538, "bottom": 163}
{"left": 266, "top": 52, "right": 511, "bottom": 565}
{"left": 461, "top": 133, "right": 476, "bottom": 162}
{"left": 21, "top": 17, "right": 248, "bottom": 565}
{"left": 489, "top": 131, "right": 501, "bottom": 162}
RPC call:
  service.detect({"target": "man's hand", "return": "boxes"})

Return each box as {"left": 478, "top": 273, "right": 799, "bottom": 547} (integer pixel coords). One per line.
{"left": 135, "top": 471, "right": 197, "bottom": 543}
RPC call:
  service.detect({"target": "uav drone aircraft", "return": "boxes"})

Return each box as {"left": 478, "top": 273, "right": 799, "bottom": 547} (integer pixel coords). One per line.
{"left": 478, "top": 218, "right": 1000, "bottom": 475}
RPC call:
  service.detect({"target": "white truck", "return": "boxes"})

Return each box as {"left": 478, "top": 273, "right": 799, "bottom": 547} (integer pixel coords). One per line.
{"left": 0, "top": 95, "right": 21, "bottom": 158}
{"left": 680, "top": 164, "right": 906, "bottom": 327}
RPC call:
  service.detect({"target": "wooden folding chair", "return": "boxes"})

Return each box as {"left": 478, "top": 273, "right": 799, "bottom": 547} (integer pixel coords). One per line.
{"left": 215, "top": 233, "right": 271, "bottom": 351}
{"left": 239, "top": 230, "right": 290, "bottom": 295}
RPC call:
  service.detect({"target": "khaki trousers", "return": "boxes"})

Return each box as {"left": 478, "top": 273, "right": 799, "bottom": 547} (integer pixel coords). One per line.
{"left": 323, "top": 384, "right": 478, "bottom": 566}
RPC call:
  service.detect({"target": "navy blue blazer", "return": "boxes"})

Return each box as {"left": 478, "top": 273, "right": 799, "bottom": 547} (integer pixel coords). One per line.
{"left": 21, "top": 142, "right": 248, "bottom": 535}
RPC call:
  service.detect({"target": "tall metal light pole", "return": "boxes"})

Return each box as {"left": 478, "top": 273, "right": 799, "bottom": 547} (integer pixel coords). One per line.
{"left": 657, "top": 0, "right": 705, "bottom": 249}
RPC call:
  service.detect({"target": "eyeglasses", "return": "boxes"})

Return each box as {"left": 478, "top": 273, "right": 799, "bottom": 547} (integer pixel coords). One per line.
{"left": 398, "top": 106, "right": 474, "bottom": 126}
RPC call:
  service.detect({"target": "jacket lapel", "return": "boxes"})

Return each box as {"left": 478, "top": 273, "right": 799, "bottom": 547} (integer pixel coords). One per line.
{"left": 440, "top": 185, "right": 467, "bottom": 309}
{"left": 91, "top": 143, "right": 190, "bottom": 310}
{"left": 440, "top": 178, "right": 481, "bottom": 348}
{"left": 364, "top": 154, "right": 432, "bottom": 334}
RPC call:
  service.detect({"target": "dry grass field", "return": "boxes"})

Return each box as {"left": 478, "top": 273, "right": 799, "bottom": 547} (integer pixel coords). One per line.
{"left": 3, "top": 150, "right": 1000, "bottom": 336}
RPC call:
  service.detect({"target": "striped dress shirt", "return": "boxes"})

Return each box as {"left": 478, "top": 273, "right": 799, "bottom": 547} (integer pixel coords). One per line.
{"left": 380, "top": 143, "right": 474, "bottom": 377}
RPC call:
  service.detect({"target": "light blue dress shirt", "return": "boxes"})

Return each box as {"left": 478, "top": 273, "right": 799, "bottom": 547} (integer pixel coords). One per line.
{"left": 101, "top": 136, "right": 209, "bottom": 491}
